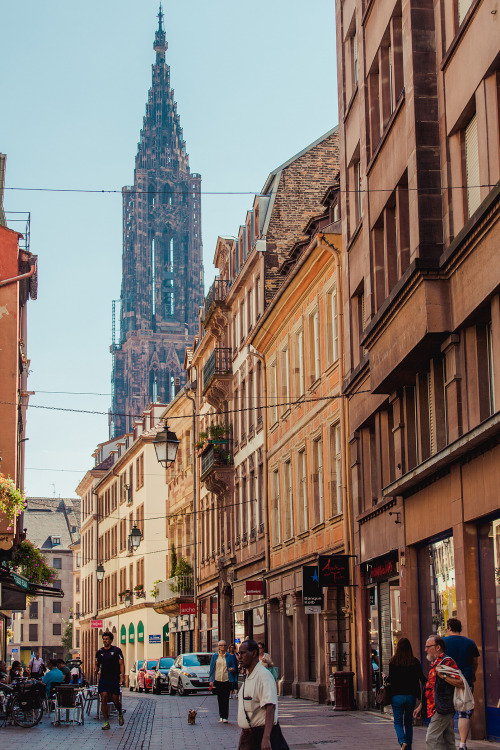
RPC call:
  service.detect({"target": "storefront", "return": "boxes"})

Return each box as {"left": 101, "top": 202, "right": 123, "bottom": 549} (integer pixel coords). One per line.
{"left": 417, "top": 533, "right": 457, "bottom": 640}
{"left": 233, "top": 579, "right": 266, "bottom": 647}
{"left": 478, "top": 516, "right": 500, "bottom": 740}
{"left": 170, "top": 614, "right": 195, "bottom": 655}
{"left": 364, "top": 551, "right": 401, "bottom": 704}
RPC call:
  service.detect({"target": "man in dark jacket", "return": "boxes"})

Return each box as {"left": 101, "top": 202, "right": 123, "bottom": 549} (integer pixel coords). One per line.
{"left": 414, "top": 636, "right": 463, "bottom": 750}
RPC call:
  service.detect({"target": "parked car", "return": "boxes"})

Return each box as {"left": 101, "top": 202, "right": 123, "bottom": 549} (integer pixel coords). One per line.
{"left": 168, "top": 653, "right": 212, "bottom": 696}
{"left": 137, "top": 659, "right": 158, "bottom": 692}
{"left": 128, "top": 659, "right": 144, "bottom": 691}
{"left": 152, "top": 657, "right": 175, "bottom": 694}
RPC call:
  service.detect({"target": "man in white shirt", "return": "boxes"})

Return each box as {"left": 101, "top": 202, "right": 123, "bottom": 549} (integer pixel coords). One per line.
{"left": 29, "top": 652, "right": 44, "bottom": 679}
{"left": 237, "top": 639, "right": 278, "bottom": 750}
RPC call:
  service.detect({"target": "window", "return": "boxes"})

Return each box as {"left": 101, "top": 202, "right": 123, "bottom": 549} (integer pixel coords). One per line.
{"left": 283, "top": 459, "right": 293, "bottom": 540}
{"left": 269, "top": 360, "right": 278, "bottom": 425}
{"left": 271, "top": 468, "right": 281, "bottom": 545}
{"left": 280, "top": 345, "right": 290, "bottom": 411}
{"left": 458, "top": 0, "right": 473, "bottom": 25}
{"left": 312, "top": 436, "right": 324, "bottom": 525}
{"left": 53, "top": 557, "right": 62, "bottom": 569}
{"left": 465, "top": 113, "right": 480, "bottom": 218}
{"left": 327, "top": 285, "right": 339, "bottom": 365}
{"left": 29, "top": 624, "right": 38, "bottom": 641}
{"left": 308, "top": 310, "right": 321, "bottom": 384}
{"left": 53, "top": 623, "right": 61, "bottom": 636}
{"left": 355, "top": 160, "right": 362, "bottom": 224}
{"left": 329, "top": 423, "right": 343, "bottom": 516}
{"left": 53, "top": 601, "right": 61, "bottom": 614}
{"left": 297, "top": 447, "right": 308, "bottom": 532}
{"left": 76, "top": 576, "right": 80, "bottom": 593}
{"left": 294, "top": 327, "right": 305, "bottom": 396}
{"left": 29, "top": 602, "right": 38, "bottom": 619}
{"left": 51, "top": 536, "right": 61, "bottom": 546}
{"left": 136, "top": 453, "right": 144, "bottom": 489}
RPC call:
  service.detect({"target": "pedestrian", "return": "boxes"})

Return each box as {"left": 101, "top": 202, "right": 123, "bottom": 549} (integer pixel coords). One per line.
{"left": 413, "top": 635, "right": 464, "bottom": 750}
{"left": 57, "top": 658, "right": 71, "bottom": 684}
{"left": 237, "top": 639, "right": 284, "bottom": 750}
{"left": 209, "top": 640, "right": 238, "bottom": 723}
{"left": 443, "top": 618, "right": 480, "bottom": 750}
{"left": 388, "top": 637, "right": 426, "bottom": 750}
{"left": 258, "top": 642, "right": 273, "bottom": 668}
{"left": 229, "top": 644, "right": 239, "bottom": 698}
{"left": 95, "top": 630, "right": 125, "bottom": 730}
{"left": 42, "top": 658, "right": 64, "bottom": 697}
{"left": 28, "top": 651, "right": 45, "bottom": 679}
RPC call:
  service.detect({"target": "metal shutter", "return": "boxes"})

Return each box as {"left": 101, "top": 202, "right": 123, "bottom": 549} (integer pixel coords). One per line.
{"left": 465, "top": 113, "right": 481, "bottom": 217}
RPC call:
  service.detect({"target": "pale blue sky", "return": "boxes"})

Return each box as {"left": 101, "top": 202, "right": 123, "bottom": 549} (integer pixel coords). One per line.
{"left": 1, "top": 1, "right": 337, "bottom": 498}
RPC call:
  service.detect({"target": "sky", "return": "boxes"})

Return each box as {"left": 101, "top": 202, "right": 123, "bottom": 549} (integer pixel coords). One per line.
{"left": 1, "top": 1, "right": 338, "bottom": 499}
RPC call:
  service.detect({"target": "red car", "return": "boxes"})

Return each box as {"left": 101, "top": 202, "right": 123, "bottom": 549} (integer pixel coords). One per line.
{"left": 137, "top": 659, "right": 158, "bottom": 692}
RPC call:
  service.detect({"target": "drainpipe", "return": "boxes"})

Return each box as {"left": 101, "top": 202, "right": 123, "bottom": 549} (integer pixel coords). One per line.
{"left": 0, "top": 263, "right": 36, "bottom": 288}
{"left": 316, "top": 232, "right": 357, "bottom": 680}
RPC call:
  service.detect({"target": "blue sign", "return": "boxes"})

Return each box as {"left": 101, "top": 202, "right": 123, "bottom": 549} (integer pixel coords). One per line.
{"left": 149, "top": 634, "right": 161, "bottom": 644}
{"left": 11, "top": 648, "right": 19, "bottom": 653}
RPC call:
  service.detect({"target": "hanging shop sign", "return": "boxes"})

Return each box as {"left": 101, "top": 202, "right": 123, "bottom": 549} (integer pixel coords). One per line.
{"left": 180, "top": 602, "right": 196, "bottom": 615}
{"left": 245, "top": 580, "right": 264, "bottom": 596}
{"left": 302, "top": 566, "right": 323, "bottom": 608}
{"left": 91, "top": 620, "right": 103, "bottom": 629}
{"left": 367, "top": 552, "right": 398, "bottom": 583}
{"left": 318, "top": 555, "right": 350, "bottom": 587}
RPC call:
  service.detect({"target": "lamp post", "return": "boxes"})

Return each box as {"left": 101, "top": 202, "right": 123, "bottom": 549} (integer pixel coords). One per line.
{"left": 68, "top": 610, "right": 74, "bottom": 625}
{"left": 96, "top": 563, "right": 105, "bottom": 583}
{"left": 153, "top": 421, "right": 180, "bottom": 468}
{"left": 128, "top": 524, "right": 142, "bottom": 551}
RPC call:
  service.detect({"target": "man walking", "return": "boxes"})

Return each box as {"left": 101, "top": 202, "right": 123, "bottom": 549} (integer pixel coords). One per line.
{"left": 414, "top": 636, "right": 464, "bottom": 750}
{"left": 237, "top": 639, "right": 279, "bottom": 750}
{"left": 95, "top": 630, "right": 125, "bottom": 730}
{"left": 28, "top": 651, "right": 44, "bottom": 679}
{"left": 209, "top": 640, "right": 238, "bottom": 723}
{"left": 444, "top": 618, "right": 480, "bottom": 750}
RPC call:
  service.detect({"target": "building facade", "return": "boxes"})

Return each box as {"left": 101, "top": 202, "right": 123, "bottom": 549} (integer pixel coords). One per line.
{"left": 335, "top": 0, "right": 500, "bottom": 737}
{"left": 110, "top": 9, "right": 203, "bottom": 437}
{"left": 9, "top": 498, "right": 80, "bottom": 666}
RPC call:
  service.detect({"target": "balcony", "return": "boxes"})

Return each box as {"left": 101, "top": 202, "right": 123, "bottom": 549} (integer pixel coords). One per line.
{"left": 203, "top": 278, "right": 231, "bottom": 326}
{"left": 203, "top": 348, "right": 232, "bottom": 408}
{"left": 153, "top": 575, "right": 194, "bottom": 616}
{"left": 200, "top": 443, "right": 233, "bottom": 480}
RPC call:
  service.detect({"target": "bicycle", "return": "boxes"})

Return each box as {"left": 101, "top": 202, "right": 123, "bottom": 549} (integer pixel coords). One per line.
{"left": 0, "top": 679, "right": 45, "bottom": 728}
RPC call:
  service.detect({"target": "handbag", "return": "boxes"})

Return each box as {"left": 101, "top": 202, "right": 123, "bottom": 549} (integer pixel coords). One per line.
{"left": 375, "top": 679, "right": 391, "bottom": 707}
{"left": 242, "top": 680, "right": 289, "bottom": 750}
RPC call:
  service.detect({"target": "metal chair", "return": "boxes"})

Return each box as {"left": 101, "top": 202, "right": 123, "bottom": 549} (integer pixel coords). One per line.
{"left": 83, "top": 685, "right": 99, "bottom": 716}
{"left": 53, "top": 685, "right": 84, "bottom": 725}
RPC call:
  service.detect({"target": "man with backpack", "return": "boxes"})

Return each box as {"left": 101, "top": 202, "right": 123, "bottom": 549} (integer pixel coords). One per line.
{"left": 28, "top": 652, "right": 45, "bottom": 679}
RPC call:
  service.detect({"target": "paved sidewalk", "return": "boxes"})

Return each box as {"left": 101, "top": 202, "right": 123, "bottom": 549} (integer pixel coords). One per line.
{"left": 1, "top": 692, "right": 499, "bottom": 750}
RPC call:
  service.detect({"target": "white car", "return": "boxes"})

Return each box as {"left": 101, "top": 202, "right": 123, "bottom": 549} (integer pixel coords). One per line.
{"left": 168, "top": 653, "right": 212, "bottom": 696}
{"left": 128, "top": 659, "right": 144, "bottom": 691}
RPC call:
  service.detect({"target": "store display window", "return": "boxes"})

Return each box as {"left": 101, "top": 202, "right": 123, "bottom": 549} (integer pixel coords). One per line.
{"left": 479, "top": 518, "right": 500, "bottom": 740}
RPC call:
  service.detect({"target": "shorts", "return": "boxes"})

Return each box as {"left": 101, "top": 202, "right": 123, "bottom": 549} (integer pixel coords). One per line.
{"left": 457, "top": 709, "right": 474, "bottom": 719}
{"left": 98, "top": 678, "right": 121, "bottom": 695}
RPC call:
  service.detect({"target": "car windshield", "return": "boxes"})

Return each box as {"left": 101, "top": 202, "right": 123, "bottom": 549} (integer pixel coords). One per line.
{"left": 147, "top": 661, "right": 157, "bottom": 669}
{"left": 183, "top": 654, "right": 211, "bottom": 667}
{"left": 159, "top": 658, "right": 174, "bottom": 669}
{"left": 137, "top": 660, "right": 144, "bottom": 669}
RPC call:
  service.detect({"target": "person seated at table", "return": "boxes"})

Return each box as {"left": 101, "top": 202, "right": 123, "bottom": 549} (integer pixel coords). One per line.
{"left": 42, "top": 659, "right": 64, "bottom": 697}
{"left": 57, "top": 659, "right": 71, "bottom": 684}
{"left": 9, "top": 660, "right": 23, "bottom": 683}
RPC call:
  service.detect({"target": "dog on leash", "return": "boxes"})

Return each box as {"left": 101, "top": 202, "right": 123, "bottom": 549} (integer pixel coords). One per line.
{"left": 187, "top": 709, "right": 197, "bottom": 725}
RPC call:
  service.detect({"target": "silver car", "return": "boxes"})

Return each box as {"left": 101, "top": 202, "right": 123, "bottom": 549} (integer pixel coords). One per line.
{"left": 168, "top": 652, "right": 212, "bottom": 696}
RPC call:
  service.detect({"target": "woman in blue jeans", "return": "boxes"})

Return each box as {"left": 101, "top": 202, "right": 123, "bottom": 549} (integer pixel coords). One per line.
{"left": 388, "top": 638, "right": 426, "bottom": 750}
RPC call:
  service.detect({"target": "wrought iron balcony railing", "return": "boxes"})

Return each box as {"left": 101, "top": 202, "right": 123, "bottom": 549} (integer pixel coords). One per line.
{"left": 204, "top": 278, "right": 231, "bottom": 320}
{"left": 201, "top": 443, "right": 233, "bottom": 479}
{"left": 203, "top": 348, "right": 232, "bottom": 392}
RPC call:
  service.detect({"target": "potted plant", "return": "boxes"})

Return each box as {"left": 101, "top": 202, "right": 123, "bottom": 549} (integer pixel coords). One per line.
{"left": 0, "top": 473, "right": 26, "bottom": 526}
{"left": 150, "top": 579, "right": 162, "bottom": 598}
{"left": 195, "top": 431, "right": 208, "bottom": 451}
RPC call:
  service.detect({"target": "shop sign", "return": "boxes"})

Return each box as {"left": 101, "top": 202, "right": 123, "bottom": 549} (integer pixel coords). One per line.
{"left": 368, "top": 554, "right": 398, "bottom": 583}
{"left": 149, "top": 634, "right": 161, "bottom": 644}
{"left": 302, "top": 566, "right": 323, "bottom": 607}
{"left": 304, "top": 605, "right": 322, "bottom": 615}
{"left": 180, "top": 602, "right": 196, "bottom": 615}
{"left": 245, "top": 580, "right": 263, "bottom": 596}
{"left": 11, "top": 648, "right": 19, "bottom": 654}
{"left": 318, "top": 555, "right": 350, "bottom": 587}
{"left": 12, "top": 573, "right": 29, "bottom": 590}
{"left": 91, "top": 620, "right": 103, "bottom": 628}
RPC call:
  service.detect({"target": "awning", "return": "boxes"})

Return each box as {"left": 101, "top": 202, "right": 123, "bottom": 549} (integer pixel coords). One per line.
{"left": 120, "top": 625, "right": 126, "bottom": 645}
{"left": 0, "top": 570, "right": 63, "bottom": 609}
{"left": 163, "top": 623, "right": 169, "bottom": 642}
{"left": 137, "top": 621, "right": 144, "bottom": 642}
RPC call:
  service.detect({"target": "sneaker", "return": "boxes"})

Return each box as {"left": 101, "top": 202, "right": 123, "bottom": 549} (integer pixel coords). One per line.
{"left": 222, "top": 719, "right": 228, "bottom": 723}
{"left": 219, "top": 717, "right": 223, "bottom": 722}
{"left": 102, "top": 721, "right": 110, "bottom": 730}
{"left": 118, "top": 714, "right": 124, "bottom": 726}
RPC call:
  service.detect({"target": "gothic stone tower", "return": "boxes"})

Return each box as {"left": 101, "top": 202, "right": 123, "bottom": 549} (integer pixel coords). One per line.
{"left": 111, "top": 7, "right": 203, "bottom": 437}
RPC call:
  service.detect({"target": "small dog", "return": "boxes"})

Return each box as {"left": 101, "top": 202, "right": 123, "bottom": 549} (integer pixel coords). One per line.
{"left": 187, "top": 709, "right": 197, "bottom": 725}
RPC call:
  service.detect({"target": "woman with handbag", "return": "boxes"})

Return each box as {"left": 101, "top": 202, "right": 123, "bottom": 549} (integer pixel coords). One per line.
{"left": 388, "top": 638, "right": 426, "bottom": 750}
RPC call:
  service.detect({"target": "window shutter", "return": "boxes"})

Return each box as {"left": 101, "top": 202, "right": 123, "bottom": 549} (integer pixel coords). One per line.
{"left": 465, "top": 114, "right": 480, "bottom": 217}
{"left": 428, "top": 372, "right": 436, "bottom": 456}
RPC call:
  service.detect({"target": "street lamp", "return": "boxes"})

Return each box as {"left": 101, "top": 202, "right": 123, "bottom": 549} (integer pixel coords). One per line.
{"left": 153, "top": 421, "right": 180, "bottom": 467}
{"left": 96, "top": 563, "right": 105, "bottom": 582}
{"left": 68, "top": 611, "right": 74, "bottom": 625}
{"left": 128, "top": 524, "right": 142, "bottom": 551}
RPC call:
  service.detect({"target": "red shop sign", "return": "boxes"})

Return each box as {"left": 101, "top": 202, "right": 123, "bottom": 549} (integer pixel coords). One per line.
{"left": 91, "top": 620, "right": 103, "bottom": 629}
{"left": 369, "top": 556, "right": 398, "bottom": 582}
{"left": 180, "top": 602, "right": 196, "bottom": 615}
{"left": 245, "top": 580, "right": 263, "bottom": 596}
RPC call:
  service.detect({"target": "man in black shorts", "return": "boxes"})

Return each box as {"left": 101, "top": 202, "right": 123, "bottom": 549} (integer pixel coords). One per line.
{"left": 95, "top": 631, "right": 125, "bottom": 729}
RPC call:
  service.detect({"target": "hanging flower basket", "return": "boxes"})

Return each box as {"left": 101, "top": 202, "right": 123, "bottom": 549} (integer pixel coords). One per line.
{"left": 10, "top": 540, "right": 56, "bottom": 585}
{"left": 0, "top": 474, "right": 26, "bottom": 526}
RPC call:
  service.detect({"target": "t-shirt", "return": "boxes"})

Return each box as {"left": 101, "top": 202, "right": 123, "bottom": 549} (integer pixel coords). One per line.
{"left": 238, "top": 661, "right": 278, "bottom": 729}
{"left": 96, "top": 645, "right": 124, "bottom": 681}
{"left": 443, "top": 635, "right": 479, "bottom": 687}
{"left": 42, "top": 667, "right": 64, "bottom": 697}
{"left": 29, "top": 657, "right": 44, "bottom": 674}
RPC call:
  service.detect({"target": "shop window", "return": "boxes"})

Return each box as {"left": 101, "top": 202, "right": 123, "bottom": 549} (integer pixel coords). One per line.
{"left": 307, "top": 615, "right": 317, "bottom": 681}
{"left": 418, "top": 536, "right": 456, "bottom": 643}
{"left": 478, "top": 518, "right": 500, "bottom": 732}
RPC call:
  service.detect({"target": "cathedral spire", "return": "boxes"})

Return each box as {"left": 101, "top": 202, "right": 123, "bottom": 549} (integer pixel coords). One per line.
{"left": 154, "top": 3, "right": 167, "bottom": 60}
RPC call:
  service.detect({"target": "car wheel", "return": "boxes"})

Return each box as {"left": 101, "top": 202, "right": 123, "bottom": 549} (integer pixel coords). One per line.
{"left": 145, "top": 686, "right": 150, "bottom": 693}
{"left": 169, "top": 682, "right": 175, "bottom": 695}
{"left": 177, "top": 679, "right": 189, "bottom": 696}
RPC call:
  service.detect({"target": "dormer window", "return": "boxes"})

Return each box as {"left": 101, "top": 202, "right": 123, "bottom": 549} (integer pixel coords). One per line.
{"left": 51, "top": 536, "right": 61, "bottom": 546}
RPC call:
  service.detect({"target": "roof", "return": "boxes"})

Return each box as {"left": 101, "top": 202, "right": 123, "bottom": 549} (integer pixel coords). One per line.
{"left": 24, "top": 497, "right": 81, "bottom": 550}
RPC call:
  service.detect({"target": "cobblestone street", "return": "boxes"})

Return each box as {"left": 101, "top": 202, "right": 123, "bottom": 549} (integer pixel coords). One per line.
{"left": 1, "top": 693, "right": 499, "bottom": 750}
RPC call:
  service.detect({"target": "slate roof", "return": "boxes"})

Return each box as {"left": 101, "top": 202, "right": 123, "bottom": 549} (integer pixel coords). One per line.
{"left": 24, "top": 497, "right": 81, "bottom": 551}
